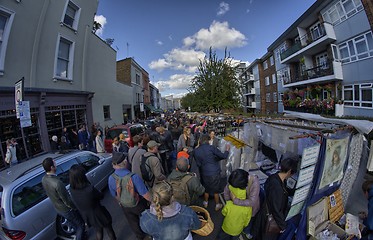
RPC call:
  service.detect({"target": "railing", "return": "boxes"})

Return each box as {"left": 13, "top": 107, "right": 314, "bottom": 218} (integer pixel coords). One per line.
{"left": 280, "top": 24, "right": 327, "bottom": 61}
{"left": 287, "top": 61, "right": 334, "bottom": 84}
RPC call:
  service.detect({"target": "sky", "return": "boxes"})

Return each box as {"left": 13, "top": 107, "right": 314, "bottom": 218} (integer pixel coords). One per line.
{"left": 96, "top": 0, "right": 316, "bottom": 98}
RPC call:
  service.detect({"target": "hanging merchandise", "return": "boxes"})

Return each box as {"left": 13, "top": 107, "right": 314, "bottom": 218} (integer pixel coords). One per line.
{"left": 339, "top": 134, "right": 364, "bottom": 204}
{"left": 319, "top": 137, "right": 350, "bottom": 190}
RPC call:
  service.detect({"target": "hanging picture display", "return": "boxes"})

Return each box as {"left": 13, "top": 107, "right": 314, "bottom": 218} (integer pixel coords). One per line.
{"left": 319, "top": 137, "right": 349, "bottom": 190}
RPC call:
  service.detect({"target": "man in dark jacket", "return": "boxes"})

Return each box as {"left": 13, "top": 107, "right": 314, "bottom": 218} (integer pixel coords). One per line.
{"left": 41, "top": 157, "right": 85, "bottom": 240}
{"left": 167, "top": 157, "right": 205, "bottom": 205}
{"left": 194, "top": 134, "right": 230, "bottom": 211}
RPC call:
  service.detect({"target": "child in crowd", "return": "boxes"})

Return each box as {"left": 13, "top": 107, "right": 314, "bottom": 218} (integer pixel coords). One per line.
{"left": 218, "top": 169, "right": 253, "bottom": 240}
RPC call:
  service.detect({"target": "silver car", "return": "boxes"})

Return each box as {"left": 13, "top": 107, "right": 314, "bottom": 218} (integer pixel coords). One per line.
{"left": 0, "top": 151, "right": 114, "bottom": 240}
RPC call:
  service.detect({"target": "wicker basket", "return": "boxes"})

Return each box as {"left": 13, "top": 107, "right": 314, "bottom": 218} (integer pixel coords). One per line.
{"left": 190, "top": 205, "right": 214, "bottom": 236}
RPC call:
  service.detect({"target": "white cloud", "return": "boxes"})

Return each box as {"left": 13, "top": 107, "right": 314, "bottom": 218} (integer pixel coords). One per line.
{"left": 149, "top": 48, "right": 205, "bottom": 72}
{"left": 183, "top": 21, "right": 247, "bottom": 50}
{"left": 217, "top": 2, "right": 230, "bottom": 16}
{"left": 168, "top": 35, "right": 173, "bottom": 41}
{"left": 246, "top": 9, "right": 250, "bottom": 13}
{"left": 156, "top": 40, "right": 163, "bottom": 45}
{"left": 94, "top": 15, "right": 107, "bottom": 36}
{"left": 250, "top": 0, "right": 254, "bottom": 4}
{"left": 153, "top": 74, "right": 195, "bottom": 91}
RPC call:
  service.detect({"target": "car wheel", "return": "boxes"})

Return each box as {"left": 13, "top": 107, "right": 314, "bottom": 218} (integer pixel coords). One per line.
{"left": 56, "top": 215, "right": 75, "bottom": 237}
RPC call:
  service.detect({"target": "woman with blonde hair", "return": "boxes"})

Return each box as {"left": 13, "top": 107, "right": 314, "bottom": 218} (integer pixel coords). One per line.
{"left": 140, "top": 181, "right": 201, "bottom": 240}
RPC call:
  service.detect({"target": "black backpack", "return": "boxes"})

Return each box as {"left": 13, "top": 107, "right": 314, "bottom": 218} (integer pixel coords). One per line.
{"left": 140, "top": 154, "right": 154, "bottom": 182}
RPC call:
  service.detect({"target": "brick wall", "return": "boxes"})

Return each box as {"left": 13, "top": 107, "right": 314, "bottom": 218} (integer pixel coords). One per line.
{"left": 362, "top": 0, "right": 373, "bottom": 31}
{"left": 116, "top": 59, "right": 131, "bottom": 86}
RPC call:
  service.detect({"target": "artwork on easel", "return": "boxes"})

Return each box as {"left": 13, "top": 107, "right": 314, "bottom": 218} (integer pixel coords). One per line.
{"left": 319, "top": 137, "right": 349, "bottom": 189}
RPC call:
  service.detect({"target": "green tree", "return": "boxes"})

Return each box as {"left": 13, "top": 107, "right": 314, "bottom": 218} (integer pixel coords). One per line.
{"left": 188, "top": 48, "right": 241, "bottom": 113}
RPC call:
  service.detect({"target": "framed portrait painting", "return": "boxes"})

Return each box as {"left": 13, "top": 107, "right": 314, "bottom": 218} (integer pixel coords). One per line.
{"left": 319, "top": 137, "right": 349, "bottom": 189}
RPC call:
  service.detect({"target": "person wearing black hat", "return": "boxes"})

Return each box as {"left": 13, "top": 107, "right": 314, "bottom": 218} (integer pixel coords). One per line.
{"left": 108, "top": 152, "right": 151, "bottom": 240}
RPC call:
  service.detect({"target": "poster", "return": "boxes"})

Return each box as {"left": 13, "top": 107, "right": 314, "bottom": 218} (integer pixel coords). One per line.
{"left": 319, "top": 137, "right": 349, "bottom": 189}
{"left": 292, "top": 184, "right": 311, "bottom": 205}
{"left": 296, "top": 165, "right": 315, "bottom": 188}
{"left": 286, "top": 201, "right": 305, "bottom": 221}
{"left": 18, "top": 101, "right": 32, "bottom": 128}
{"left": 301, "top": 145, "right": 320, "bottom": 168}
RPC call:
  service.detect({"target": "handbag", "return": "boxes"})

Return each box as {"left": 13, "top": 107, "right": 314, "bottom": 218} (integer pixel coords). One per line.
{"left": 265, "top": 201, "right": 281, "bottom": 234}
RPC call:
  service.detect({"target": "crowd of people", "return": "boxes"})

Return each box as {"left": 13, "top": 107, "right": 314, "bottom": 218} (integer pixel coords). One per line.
{"left": 38, "top": 113, "right": 303, "bottom": 240}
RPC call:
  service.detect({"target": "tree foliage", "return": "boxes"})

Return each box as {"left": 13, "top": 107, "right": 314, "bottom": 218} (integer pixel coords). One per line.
{"left": 181, "top": 48, "right": 241, "bottom": 112}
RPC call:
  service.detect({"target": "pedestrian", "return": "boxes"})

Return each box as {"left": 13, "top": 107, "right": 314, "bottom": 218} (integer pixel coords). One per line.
{"left": 5, "top": 139, "right": 18, "bottom": 166}
{"left": 118, "top": 133, "right": 129, "bottom": 153}
{"left": 140, "top": 181, "right": 201, "bottom": 240}
{"left": 177, "top": 127, "right": 195, "bottom": 153}
{"left": 108, "top": 152, "right": 151, "bottom": 240}
{"left": 194, "top": 134, "right": 230, "bottom": 211}
{"left": 252, "top": 157, "right": 298, "bottom": 240}
{"left": 142, "top": 140, "right": 166, "bottom": 188}
{"left": 69, "top": 164, "right": 116, "bottom": 240}
{"left": 361, "top": 180, "right": 373, "bottom": 239}
{"left": 223, "top": 169, "right": 260, "bottom": 239}
{"left": 78, "top": 124, "right": 89, "bottom": 150}
{"left": 167, "top": 157, "right": 205, "bottom": 206}
{"left": 41, "top": 157, "right": 85, "bottom": 240}
{"left": 218, "top": 169, "right": 254, "bottom": 240}
{"left": 50, "top": 135, "right": 59, "bottom": 152}
{"left": 96, "top": 129, "right": 105, "bottom": 153}
{"left": 209, "top": 130, "right": 219, "bottom": 147}
{"left": 128, "top": 135, "right": 147, "bottom": 176}
{"left": 112, "top": 137, "right": 120, "bottom": 153}
{"left": 60, "top": 136, "right": 69, "bottom": 153}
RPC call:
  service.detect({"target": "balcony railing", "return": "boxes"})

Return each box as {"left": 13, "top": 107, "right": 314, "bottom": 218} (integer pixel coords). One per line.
{"left": 281, "top": 24, "right": 327, "bottom": 61}
{"left": 285, "top": 61, "right": 334, "bottom": 85}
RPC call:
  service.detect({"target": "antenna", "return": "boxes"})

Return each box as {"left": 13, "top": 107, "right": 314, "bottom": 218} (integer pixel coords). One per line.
{"left": 127, "top": 42, "right": 130, "bottom": 57}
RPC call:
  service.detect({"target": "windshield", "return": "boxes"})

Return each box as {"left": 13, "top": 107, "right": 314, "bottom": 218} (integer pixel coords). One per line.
{"left": 106, "top": 129, "right": 129, "bottom": 140}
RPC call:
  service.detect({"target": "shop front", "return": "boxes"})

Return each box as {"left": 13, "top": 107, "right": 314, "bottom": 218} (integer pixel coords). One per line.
{"left": 0, "top": 88, "right": 93, "bottom": 169}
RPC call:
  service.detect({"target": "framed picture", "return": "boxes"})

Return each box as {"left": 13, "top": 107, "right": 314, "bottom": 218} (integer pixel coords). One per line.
{"left": 319, "top": 137, "right": 349, "bottom": 189}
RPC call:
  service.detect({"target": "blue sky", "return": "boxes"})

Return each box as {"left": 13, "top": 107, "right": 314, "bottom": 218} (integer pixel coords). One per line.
{"left": 96, "top": 0, "right": 316, "bottom": 97}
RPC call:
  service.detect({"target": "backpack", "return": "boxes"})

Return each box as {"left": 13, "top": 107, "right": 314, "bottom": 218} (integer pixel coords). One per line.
{"left": 140, "top": 154, "right": 154, "bottom": 182}
{"left": 111, "top": 173, "right": 139, "bottom": 207}
{"left": 169, "top": 174, "right": 193, "bottom": 205}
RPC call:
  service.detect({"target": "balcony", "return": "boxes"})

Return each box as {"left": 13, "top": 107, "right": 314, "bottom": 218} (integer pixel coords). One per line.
{"left": 243, "top": 87, "right": 256, "bottom": 95}
{"left": 283, "top": 61, "right": 343, "bottom": 88}
{"left": 280, "top": 22, "right": 336, "bottom": 64}
{"left": 246, "top": 102, "right": 257, "bottom": 108}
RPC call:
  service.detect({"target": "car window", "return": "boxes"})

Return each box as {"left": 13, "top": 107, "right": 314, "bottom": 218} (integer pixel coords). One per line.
{"left": 77, "top": 153, "right": 100, "bottom": 173}
{"left": 56, "top": 158, "right": 79, "bottom": 186}
{"left": 12, "top": 173, "right": 47, "bottom": 216}
{"left": 106, "top": 129, "right": 129, "bottom": 140}
{"left": 131, "top": 126, "right": 144, "bottom": 136}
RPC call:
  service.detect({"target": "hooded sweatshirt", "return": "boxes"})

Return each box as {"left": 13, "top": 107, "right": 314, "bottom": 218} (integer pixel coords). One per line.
{"left": 221, "top": 185, "right": 252, "bottom": 236}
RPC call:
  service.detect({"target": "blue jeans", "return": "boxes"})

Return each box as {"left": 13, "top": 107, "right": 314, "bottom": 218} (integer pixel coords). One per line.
{"left": 59, "top": 209, "right": 85, "bottom": 240}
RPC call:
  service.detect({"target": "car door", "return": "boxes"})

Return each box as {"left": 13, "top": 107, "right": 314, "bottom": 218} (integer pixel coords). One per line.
{"left": 76, "top": 152, "right": 110, "bottom": 190}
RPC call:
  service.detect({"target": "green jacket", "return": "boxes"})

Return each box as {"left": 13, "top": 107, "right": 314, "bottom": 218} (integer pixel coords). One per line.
{"left": 167, "top": 170, "right": 205, "bottom": 205}
{"left": 221, "top": 185, "right": 252, "bottom": 236}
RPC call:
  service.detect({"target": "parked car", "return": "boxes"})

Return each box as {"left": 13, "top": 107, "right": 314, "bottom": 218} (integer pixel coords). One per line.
{"left": 104, "top": 123, "right": 145, "bottom": 152}
{"left": 0, "top": 150, "right": 114, "bottom": 240}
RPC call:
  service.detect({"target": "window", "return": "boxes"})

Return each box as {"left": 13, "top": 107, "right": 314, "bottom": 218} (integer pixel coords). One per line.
{"left": 266, "top": 93, "right": 271, "bottom": 102}
{"left": 56, "top": 158, "right": 79, "bottom": 186}
{"left": 136, "top": 73, "right": 140, "bottom": 85}
{"left": 263, "top": 61, "right": 268, "bottom": 70}
{"left": 277, "top": 67, "right": 290, "bottom": 85}
{"left": 275, "top": 43, "right": 287, "bottom": 62}
{"left": 279, "top": 92, "right": 284, "bottom": 102}
{"left": 273, "top": 92, "right": 278, "bottom": 102}
{"left": 63, "top": 1, "right": 81, "bottom": 30}
{"left": 103, "top": 105, "right": 111, "bottom": 120}
{"left": 335, "top": 31, "right": 373, "bottom": 63}
{"left": 78, "top": 153, "right": 100, "bottom": 172}
{"left": 265, "top": 76, "right": 270, "bottom": 86}
{"left": 55, "top": 36, "right": 74, "bottom": 79}
{"left": 322, "top": 0, "right": 363, "bottom": 25}
{"left": 272, "top": 74, "right": 276, "bottom": 84}
{"left": 12, "top": 174, "right": 47, "bottom": 216}
{"left": 0, "top": 7, "right": 14, "bottom": 75}
{"left": 270, "top": 56, "right": 274, "bottom": 66}
{"left": 343, "top": 83, "right": 373, "bottom": 108}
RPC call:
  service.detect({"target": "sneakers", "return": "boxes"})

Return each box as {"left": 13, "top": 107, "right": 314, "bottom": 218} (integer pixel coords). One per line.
{"left": 242, "top": 232, "right": 253, "bottom": 239}
{"left": 215, "top": 203, "right": 223, "bottom": 211}
{"left": 203, "top": 201, "right": 208, "bottom": 208}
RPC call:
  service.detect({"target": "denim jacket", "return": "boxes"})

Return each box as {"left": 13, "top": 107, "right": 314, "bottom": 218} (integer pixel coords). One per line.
{"left": 140, "top": 202, "right": 201, "bottom": 240}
